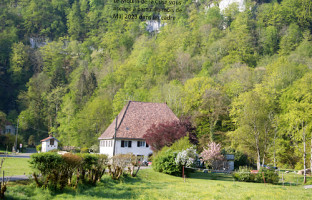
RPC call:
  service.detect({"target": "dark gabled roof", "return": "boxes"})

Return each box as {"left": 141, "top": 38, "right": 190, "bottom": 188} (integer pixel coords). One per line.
{"left": 98, "top": 101, "right": 179, "bottom": 140}
{"left": 40, "top": 136, "right": 60, "bottom": 142}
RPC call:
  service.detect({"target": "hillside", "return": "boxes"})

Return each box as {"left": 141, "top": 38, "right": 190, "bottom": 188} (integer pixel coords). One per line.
{"left": 1, "top": 0, "right": 312, "bottom": 169}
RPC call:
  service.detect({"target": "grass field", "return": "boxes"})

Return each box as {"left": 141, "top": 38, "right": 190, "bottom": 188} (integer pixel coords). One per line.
{"left": 4, "top": 169, "right": 312, "bottom": 200}
{"left": 1, "top": 157, "right": 32, "bottom": 176}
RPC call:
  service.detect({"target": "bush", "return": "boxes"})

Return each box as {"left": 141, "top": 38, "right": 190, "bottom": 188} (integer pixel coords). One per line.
{"left": 233, "top": 166, "right": 279, "bottom": 184}
{"left": 233, "top": 166, "right": 255, "bottom": 182}
{"left": 30, "top": 152, "right": 63, "bottom": 189}
{"left": 153, "top": 149, "right": 181, "bottom": 176}
{"left": 255, "top": 168, "right": 279, "bottom": 184}
{"left": 30, "top": 152, "right": 108, "bottom": 190}
{"left": 89, "top": 144, "right": 99, "bottom": 153}
{"left": 81, "top": 147, "right": 89, "bottom": 153}
{"left": 170, "top": 136, "right": 193, "bottom": 151}
{"left": 36, "top": 144, "right": 41, "bottom": 152}
{"left": 61, "top": 153, "right": 82, "bottom": 188}
{"left": 153, "top": 137, "right": 196, "bottom": 177}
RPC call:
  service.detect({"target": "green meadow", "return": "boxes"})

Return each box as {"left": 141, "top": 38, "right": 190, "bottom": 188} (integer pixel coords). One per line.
{"left": 1, "top": 157, "right": 32, "bottom": 177}
{"left": 5, "top": 169, "right": 312, "bottom": 200}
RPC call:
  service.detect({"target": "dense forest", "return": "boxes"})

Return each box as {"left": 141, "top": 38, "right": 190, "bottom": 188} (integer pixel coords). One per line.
{"left": 0, "top": 0, "right": 312, "bottom": 169}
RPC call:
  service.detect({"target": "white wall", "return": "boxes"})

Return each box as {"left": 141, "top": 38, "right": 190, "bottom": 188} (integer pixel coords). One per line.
{"left": 99, "top": 139, "right": 114, "bottom": 157}
{"left": 99, "top": 139, "right": 153, "bottom": 160}
{"left": 41, "top": 140, "right": 58, "bottom": 152}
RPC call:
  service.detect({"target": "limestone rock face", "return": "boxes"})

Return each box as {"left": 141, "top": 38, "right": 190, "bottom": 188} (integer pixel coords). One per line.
{"left": 219, "top": 0, "right": 245, "bottom": 12}
{"left": 146, "top": 20, "right": 166, "bottom": 33}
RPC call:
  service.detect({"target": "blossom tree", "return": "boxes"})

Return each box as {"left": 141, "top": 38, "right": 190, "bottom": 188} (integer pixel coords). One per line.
{"left": 175, "top": 147, "right": 197, "bottom": 178}
{"left": 200, "top": 142, "right": 225, "bottom": 170}
{"left": 175, "top": 147, "right": 197, "bottom": 167}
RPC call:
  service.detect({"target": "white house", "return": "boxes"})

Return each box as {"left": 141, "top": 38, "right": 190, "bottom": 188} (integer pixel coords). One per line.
{"left": 40, "top": 136, "right": 59, "bottom": 152}
{"left": 98, "top": 101, "right": 179, "bottom": 160}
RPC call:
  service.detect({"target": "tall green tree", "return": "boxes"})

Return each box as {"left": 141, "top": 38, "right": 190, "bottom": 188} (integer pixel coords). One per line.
{"left": 230, "top": 85, "right": 274, "bottom": 170}
{"left": 280, "top": 73, "right": 312, "bottom": 183}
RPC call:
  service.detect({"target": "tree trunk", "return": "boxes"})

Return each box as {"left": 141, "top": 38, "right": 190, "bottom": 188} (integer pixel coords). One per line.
{"left": 210, "top": 121, "right": 214, "bottom": 142}
{"left": 311, "top": 137, "right": 312, "bottom": 177}
{"left": 303, "top": 124, "right": 306, "bottom": 184}
{"left": 273, "top": 129, "right": 277, "bottom": 167}
{"left": 262, "top": 156, "right": 265, "bottom": 168}
{"left": 256, "top": 139, "right": 261, "bottom": 170}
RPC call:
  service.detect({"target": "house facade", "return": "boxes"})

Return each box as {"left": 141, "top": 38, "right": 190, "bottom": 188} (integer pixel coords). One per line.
{"left": 98, "top": 101, "right": 179, "bottom": 159}
{"left": 40, "top": 136, "right": 59, "bottom": 152}
{"left": 0, "top": 124, "right": 16, "bottom": 135}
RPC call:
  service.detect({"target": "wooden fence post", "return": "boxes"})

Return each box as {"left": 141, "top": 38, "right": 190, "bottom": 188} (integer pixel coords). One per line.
{"left": 262, "top": 172, "right": 266, "bottom": 184}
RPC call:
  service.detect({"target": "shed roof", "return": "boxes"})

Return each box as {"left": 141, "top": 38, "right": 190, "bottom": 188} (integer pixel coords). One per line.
{"left": 98, "top": 101, "right": 179, "bottom": 140}
{"left": 40, "top": 136, "right": 60, "bottom": 142}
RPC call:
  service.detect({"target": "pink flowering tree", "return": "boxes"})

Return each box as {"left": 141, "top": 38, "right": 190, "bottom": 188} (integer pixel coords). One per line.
{"left": 200, "top": 142, "right": 225, "bottom": 170}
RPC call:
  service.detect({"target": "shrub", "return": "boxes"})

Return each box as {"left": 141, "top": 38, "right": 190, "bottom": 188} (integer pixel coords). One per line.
{"left": 60, "top": 153, "right": 82, "bottom": 188}
{"left": 232, "top": 166, "right": 255, "bottom": 182}
{"left": 170, "top": 136, "right": 193, "bottom": 151}
{"left": 79, "top": 153, "right": 108, "bottom": 184}
{"left": 153, "top": 137, "right": 196, "bottom": 177}
{"left": 233, "top": 166, "right": 279, "bottom": 184}
{"left": 30, "top": 152, "right": 108, "bottom": 190}
{"left": 36, "top": 144, "right": 41, "bottom": 152}
{"left": 153, "top": 149, "right": 181, "bottom": 176}
{"left": 108, "top": 153, "right": 139, "bottom": 180}
{"left": 80, "top": 147, "right": 89, "bottom": 153}
{"left": 255, "top": 168, "right": 279, "bottom": 184}
{"left": 30, "top": 152, "right": 63, "bottom": 189}
{"left": 89, "top": 144, "right": 99, "bottom": 153}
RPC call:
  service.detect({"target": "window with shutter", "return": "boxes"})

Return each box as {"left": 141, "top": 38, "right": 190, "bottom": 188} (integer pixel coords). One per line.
{"left": 121, "top": 140, "right": 125, "bottom": 147}
{"left": 128, "top": 141, "right": 132, "bottom": 147}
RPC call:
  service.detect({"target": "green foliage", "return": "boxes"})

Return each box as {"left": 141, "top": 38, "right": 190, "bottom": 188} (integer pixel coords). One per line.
{"left": 233, "top": 166, "right": 255, "bottom": 182}
{"left": 153, "top": 149, "right": 181, "bottom": 176}
{"left": 279, "top": 23, "right": 302, "bottom": 55}
{"left": 1, "top": 0, "right": 312, "bottom": 171}
{"left": 153, "top": 137, "right": 194, "bottom": 177}
{"left": 170, "top": 136, "right": 193, "bottom": 151}
{"left": 36, "top": 144, "right": 41, "bottom": 152}
{"left": 233, "top": 166, "right": 279, "bottom": 184}
{"left": 255, "top": 168, "right": 279, "bottom": 184}
{"left": 80, "top": 147, "right": 89, "bottom": 153}
{"left": 30, "top": 152, "right": 63, "bottom": 177}
{"left": 30, "top": 152, "right": 108, "bottom": 189}
{"left": 260, "top": 26, "right": 278, "bottom": 55}
{"left": 0, "top": 135, "right": 23, "bottom": 152}
{"left": 0, "top": 111, "right": 6, "bottom": 130}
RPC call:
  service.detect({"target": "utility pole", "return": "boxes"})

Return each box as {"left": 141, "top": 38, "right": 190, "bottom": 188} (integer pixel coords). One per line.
{"left": 113, "top": 115, "right": 118, "bottom": 156}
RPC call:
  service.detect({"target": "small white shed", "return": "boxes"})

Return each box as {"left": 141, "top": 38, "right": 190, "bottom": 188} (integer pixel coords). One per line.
{"left": 40, "top": 136, "right": 59, "bottom": 152}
